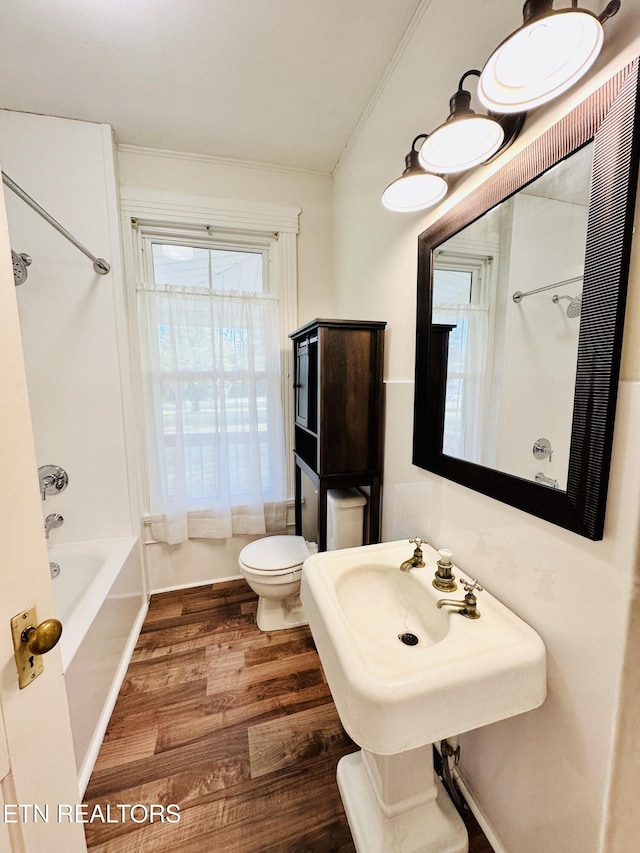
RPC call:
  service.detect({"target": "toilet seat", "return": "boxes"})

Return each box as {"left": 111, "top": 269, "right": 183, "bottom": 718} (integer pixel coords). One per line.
{"left": 240, "top": 563, "right": 303, "bottom": 579}
{"left": 240, "top": 535, "right": 310, "bottom": 573}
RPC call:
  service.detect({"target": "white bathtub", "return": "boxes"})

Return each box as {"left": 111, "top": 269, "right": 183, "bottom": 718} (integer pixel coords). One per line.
{"left": 48, "top": 537, "right": 147, "bottom": 794}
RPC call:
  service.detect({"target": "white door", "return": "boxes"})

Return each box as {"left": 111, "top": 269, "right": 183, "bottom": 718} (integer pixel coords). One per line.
{"left": 0, "top": 182, "right": 87, "bottom": 851}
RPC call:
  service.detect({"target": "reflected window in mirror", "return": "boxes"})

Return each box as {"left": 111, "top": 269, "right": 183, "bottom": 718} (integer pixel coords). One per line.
{"left": 433, "top": 246, "right": 495, "bottom": 466}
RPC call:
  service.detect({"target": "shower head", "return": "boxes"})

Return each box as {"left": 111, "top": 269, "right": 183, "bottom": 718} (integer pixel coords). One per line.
{"left": 552, "top": 293, "right": 582, "bottom": 319}
{"left": 11, "top": 250, "right": 32, "bottom": 286}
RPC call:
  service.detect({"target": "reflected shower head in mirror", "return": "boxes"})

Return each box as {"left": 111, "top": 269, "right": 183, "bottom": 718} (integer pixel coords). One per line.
{"left": 552, "top": 293, "right": 582, "bottom": 318}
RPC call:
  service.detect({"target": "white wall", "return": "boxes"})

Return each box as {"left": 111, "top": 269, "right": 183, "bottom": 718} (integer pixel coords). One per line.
{"left": 333, "top": 2, "right": 640, "bottom": 851}
{"left": 0, "top": 110, "right": 135, "bottom": 544}
{"left": 117, "top": 145, "right": 335, "bottom": 590}
{"left": 497, "top": 192, "right": 587, "bottom": 487}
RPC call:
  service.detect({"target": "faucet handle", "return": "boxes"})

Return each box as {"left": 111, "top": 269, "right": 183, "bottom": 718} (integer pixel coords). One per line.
{"left": 38, "top": 465, "right": 69, "bottom": 501}
{"left": 409, "top": 537, "right": 426, "bottom": 549}
{"left": 437, "top": 548, "right": 453, "bottom": 566}
{"left": 461, "top": 577, "right": 483, "bottom": 593}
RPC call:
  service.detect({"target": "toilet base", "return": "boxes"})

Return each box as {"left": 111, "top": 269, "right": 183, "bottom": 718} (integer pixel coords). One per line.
{"left": 256, "top": 593, "right": 308, "bottom": 632}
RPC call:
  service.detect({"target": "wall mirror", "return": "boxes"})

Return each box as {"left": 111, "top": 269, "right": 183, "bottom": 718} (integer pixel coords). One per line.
{"left": 413, "top": 59, "right": 640, "bottom": 540}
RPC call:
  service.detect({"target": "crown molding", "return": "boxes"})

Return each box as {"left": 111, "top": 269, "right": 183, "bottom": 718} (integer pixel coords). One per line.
{"left": 118, "top": 143, "right": 332, "bottom": 183}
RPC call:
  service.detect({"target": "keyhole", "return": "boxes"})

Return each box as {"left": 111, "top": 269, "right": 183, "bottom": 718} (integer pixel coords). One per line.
{"left": 28, "top": 655, "right": 35, "bottom": 668}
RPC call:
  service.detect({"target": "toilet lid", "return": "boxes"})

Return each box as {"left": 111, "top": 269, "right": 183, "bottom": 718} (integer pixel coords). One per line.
{"left": 241, "top": 535, "right": 310, "bottom": 571}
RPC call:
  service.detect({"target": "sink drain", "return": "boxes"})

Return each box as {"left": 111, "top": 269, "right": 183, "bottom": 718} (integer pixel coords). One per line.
{"left": 398, "top": 632, "right": 419, "bottom": 646}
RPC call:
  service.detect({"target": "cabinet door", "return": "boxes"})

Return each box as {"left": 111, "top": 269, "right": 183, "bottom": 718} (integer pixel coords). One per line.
{"left": 294, "top": 335, "right": 318, "bottom": 432}
{"left": 318, "top": 327, "right": 382, "bottom": 474}
{"left": 295, "top": 339, "right": 310, "bottom": 427}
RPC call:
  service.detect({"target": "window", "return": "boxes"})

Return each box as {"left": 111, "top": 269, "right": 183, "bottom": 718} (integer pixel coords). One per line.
{"left": 151, "top": 243, "right": 265, "bottom": 292}
{"left": 134, "top": 226, "right": 288, "bottom": 544}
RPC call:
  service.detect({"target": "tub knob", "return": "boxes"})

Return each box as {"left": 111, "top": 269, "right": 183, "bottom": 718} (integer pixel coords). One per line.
{"left": 21, "top": 618, "right": 63, "bottom": 655}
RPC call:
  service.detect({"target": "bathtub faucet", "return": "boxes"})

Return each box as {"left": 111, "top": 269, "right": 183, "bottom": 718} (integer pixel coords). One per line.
{"left": 44, "top": 513, "right": 64, "bottom": 540}
{"left": 38, "top": 465, "right": 69, "bottom": 501}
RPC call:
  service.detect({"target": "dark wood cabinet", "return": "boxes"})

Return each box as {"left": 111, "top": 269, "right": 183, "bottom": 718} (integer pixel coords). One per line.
{"left": 289, "top": 318, "right": 386, "bottom": 550}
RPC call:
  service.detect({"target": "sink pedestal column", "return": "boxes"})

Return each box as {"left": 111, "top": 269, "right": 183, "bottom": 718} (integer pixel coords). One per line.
{"left": 337, "top": 746, "right": 468, "bottom": 853}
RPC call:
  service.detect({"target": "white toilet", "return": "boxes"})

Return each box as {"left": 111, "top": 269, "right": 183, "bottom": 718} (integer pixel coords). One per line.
{"left": 239, "top": 488, "right": 367, "bottom": 632}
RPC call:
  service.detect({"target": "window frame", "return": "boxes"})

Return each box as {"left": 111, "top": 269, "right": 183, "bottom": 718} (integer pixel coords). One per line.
{"left": 119, "top": 188, "right": 301, "bottom": 520}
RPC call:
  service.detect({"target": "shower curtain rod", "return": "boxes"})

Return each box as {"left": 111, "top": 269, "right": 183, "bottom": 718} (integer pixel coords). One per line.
{"left": 512, "top": 275, "right": 582, "bottom": 303}
{"left": 1, "top": 171, "right": 110, "bottom": 275}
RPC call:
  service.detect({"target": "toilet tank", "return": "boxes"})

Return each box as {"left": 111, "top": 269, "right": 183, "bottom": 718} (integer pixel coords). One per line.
{"left": 326, "top": 488, "right": 367, "bottom": 551}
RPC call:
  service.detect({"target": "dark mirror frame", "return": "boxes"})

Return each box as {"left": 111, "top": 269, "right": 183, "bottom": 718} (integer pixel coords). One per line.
{"left": 413, "top": 59, "right": 640, "bottom": 540}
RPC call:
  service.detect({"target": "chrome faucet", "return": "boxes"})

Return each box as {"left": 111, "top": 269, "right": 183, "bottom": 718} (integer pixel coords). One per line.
{"left": 437, "top": 578, "right": 483, "bottom": 619}
{"left": 38, "top": 465, "right": 69, "bottom": 501}
{"left": 44, "top": 513, "right": 64, "bottom": 540}
{"left": 400, "top": 538, "right": 426, "bottom": 571}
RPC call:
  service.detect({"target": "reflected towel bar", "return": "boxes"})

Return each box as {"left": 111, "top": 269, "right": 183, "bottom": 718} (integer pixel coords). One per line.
{"left": 512, "top": 275, "right": 582, "bottom": 303}
{"left": 1, "top": 171, "right": 110, "bottom": 275}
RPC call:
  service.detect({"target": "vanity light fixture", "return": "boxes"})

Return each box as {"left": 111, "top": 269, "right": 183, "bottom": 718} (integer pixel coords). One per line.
{"left": 418, "top": 70, "right": 524, "bottom": 174}
{"left": 382, "top": 1, "right": 621, "bottom": 212}
{"left": 478, "top": 0, "right": 622, "bottom": 114}
{"left": 381, "top": 134, "right": 448, "bottom": 212}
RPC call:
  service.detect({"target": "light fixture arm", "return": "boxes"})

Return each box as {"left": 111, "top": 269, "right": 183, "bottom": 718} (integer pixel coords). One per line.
{"left": 524, "top": 0, "right": 621, "bottom": 24}
{"left": 403, "top": 134, "right": 429, "bottom": 170}
{"left": 523, "top": 0, "right": 554, "bottom": 23}
{"left": 410, "top": 134, "right": 428, "bottom": 153}
{"left": 457, "top": 69, "right": 481, "bottom": 92}
{"left": 448, "top": 71, "right": 482, "bottom": 118}
{"left": 453, "top": 68, "right": 526, "bottom": 161}
{"left": 599, "top": 0, "right": 621, "bottom": 23}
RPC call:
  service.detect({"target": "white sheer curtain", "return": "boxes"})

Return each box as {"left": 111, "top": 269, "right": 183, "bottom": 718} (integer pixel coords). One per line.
{"left": 137, "top": 283, "right": 287, "bottom": 544}
{"left": 433, "top": 303, "right": 491, "bottom": 464}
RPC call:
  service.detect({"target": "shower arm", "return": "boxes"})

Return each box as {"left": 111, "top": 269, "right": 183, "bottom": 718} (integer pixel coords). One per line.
{"left": 1, "top": 171, "right": 110, "bottom": 275}
{"left": 512, "top": 275, "right": 582, "bottom": 303}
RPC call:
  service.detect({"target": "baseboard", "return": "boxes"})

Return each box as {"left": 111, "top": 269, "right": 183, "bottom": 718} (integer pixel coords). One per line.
{"left": 150, "top": 573, "right": 243, "bottom": 596}
{"left": 453, "top": 769, "right": 508, "bottom": 853}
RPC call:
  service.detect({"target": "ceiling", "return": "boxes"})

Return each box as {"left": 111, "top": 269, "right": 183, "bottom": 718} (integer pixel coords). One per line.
{"left": 0, "top": 0, "right": 424, "bottom": 174}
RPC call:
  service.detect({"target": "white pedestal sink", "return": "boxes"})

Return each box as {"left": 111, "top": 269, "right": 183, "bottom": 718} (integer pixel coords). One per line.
{"left": 300, "top": 539, "right": 546, "bottom": 853}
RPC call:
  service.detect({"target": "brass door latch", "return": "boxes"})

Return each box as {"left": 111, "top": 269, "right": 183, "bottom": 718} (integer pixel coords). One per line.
{"left": 11, "top": 605, "right": 62, "bottom": 689}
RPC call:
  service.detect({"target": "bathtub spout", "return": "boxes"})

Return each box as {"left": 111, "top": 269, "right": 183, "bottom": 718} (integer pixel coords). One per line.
{"left": 44, "top": 513, "right": 64, "bottom": 540}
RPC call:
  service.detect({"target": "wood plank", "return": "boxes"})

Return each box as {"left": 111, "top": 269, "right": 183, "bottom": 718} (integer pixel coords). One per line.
{"left": 243, "top": 633, "right": 317, "bottom": 666}
{"left": 181, "top": 590, "right": 256, "bottom": 615}
{"left": 142, "top": 601, "right": 183, "bottom": 622}
{"left": 86, "top": 721, "right": 250, "bottom": 801}
{"left": 157, "top": 683, "right": 333, "bottom": 754}
{"left": 248, "top": 702, "right": 352, "bottom": 778}
{"left": 120, "top": 648, "right": 208, "bottom": 694}
{"left": 91, "top": 726, "right": 158, "bottom": 772}
{"left": 108, "top": 677, "right": 208, "bottom": 719}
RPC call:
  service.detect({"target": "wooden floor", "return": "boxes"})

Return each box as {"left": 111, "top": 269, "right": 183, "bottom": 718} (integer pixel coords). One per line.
{"left": 83, "top": 579, "right": 494, "bottom": 852}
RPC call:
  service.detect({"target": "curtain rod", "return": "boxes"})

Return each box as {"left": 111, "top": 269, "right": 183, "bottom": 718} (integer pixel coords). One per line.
{"left": 1, "top": 171, "right": 110, "bottom": 275}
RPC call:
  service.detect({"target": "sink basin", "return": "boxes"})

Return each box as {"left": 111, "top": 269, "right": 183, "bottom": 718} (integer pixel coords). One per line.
{"left": 335, "top": 564, "right": 449, "bottom": 673}
{"left": 301, "top": 539, "right": 546, "bottom": 755}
